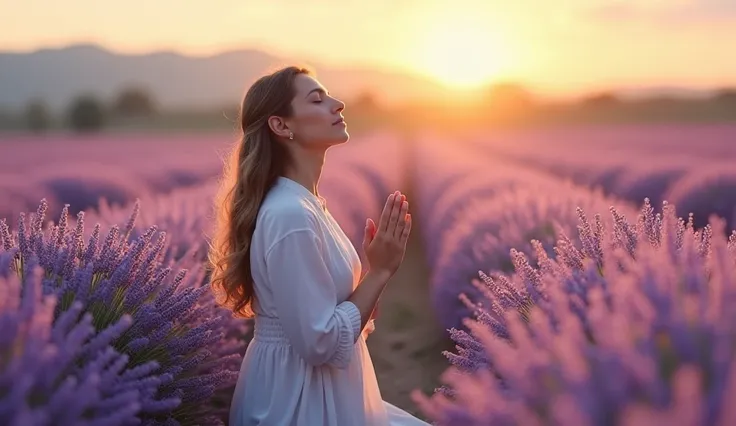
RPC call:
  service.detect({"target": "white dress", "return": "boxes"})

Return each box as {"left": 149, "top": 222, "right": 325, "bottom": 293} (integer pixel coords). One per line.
{"left": 229, "top": 176, "right": 430, "bottom": 426}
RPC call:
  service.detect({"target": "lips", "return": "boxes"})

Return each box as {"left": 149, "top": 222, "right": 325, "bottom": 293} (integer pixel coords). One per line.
{"left": 332, "top": 117, "right": 345, "bottom": 125}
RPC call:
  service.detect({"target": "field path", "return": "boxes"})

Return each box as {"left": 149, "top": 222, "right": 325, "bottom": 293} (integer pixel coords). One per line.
{"left": 365, "top": 185, "right": 454, "bottom": 420}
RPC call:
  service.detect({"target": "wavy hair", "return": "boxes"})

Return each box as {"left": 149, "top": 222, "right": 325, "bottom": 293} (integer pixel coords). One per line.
{"left": 208, "top": 66, "right": 311, "bottom": 318}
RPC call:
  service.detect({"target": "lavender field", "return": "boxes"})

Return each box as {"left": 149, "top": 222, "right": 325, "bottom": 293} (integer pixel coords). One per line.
{"left": 0, "top": 131, "right": 408, "bottom": 425}
{"left": 469, "top": 124, "right": 736, "bottom": 230}
{"left": 3, "top": 124, "right": 736, "bottom": 425}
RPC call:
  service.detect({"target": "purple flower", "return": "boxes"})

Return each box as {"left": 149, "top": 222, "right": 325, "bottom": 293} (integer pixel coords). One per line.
{"left": 1, "top": 199, "right": 247, "bottom": 425}
{"left": 0, "top": 252, "right": 141, "bottom": 426}
{"left": 431, "top": 183, "right": 632, "bottom": 331}
{"left": 87, "top": 183, "right": 218, "bottom": 264}
{"left": 413, "top": 200, "right": 736, "bottom": 426}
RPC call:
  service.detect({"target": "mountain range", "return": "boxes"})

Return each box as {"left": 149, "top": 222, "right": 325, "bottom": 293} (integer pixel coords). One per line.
{"left": 0, "top": 44, "right": 453, "bottom": 112}
{"left": 0, "top": 43, "right": 725, "bottom": 113}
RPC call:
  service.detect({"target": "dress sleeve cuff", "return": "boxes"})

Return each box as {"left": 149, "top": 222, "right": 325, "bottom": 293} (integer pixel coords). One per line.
{"left": 340, "top": 300, "right": 362, "bottom": 342}
{"left": 330, "top": 301, "right": 362, "bottom": 368}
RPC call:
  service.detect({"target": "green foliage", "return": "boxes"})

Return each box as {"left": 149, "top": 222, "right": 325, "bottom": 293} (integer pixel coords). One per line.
{"left": 581, "top": 91, "right": 620, "bottom": 108}
{"left": 67, "top": 95, "right": 106, "bottom": 132}
{"left": 113, "top": 86, "right": 157, "bottom": 117}
{"left": 715, "top": 88, "right": 736, "bottom": 106}
{"left": 24, "top": 99, "right": 51, "bottom": 133}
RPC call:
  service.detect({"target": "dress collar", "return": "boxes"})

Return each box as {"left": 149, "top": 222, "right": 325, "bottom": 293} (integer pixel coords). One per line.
{"left": 276, "top": 176, "right": 327, "bottom": 210}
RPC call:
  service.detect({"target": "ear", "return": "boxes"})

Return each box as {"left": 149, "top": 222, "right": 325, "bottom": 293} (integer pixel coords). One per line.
{"left": 267, "top": 115, "right": 291, "bottom": 139}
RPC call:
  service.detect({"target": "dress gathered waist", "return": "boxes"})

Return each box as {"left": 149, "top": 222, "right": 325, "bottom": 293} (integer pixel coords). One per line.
{"left": 252, "top": 315, "right": 291, "bottom": 345}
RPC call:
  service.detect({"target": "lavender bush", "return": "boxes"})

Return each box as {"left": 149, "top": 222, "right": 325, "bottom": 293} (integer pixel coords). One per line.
{"left": 0, "top": 173, "right": 61, "bottom": 223}
{"left": 36, "top": 164, "right": 151, "bottom": 216}
{"left": 422, "top": 172, "right": 560, "bottom": 267}
{"left": 0, "top": 199, "right": 246, "bottom": 425}
{"left": 431, "top": 183, "right": 631, "bottom": 331}
{"left": 413, "top": 199, "right": 736, "bottom": 426}
{"left": 0, "top": 252, "right": 143, "bottom": 426}
{"left": 664, "top": 167, "right": 736, "bottom": 230}
{"left": 613, "top": 167, "right": 687, "bottom": 210}
{"left": 87, "top": 183, "right": 218, "bottom": 264}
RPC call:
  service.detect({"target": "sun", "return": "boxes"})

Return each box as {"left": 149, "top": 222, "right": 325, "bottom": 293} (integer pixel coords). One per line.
{"left": 415, "top": 12, "right": 510, "bottom": 89}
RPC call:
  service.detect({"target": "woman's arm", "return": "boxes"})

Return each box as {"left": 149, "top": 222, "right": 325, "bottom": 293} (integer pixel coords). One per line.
{"left": 347, "top": 269, "right": 391, "bottom": 332}
{"left": 266, "top": 226, "right": 362, "bottom": 369}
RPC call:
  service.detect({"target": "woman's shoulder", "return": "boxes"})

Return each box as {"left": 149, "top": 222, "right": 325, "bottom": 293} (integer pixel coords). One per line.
{"left": 258, "top": 187, "right": 322, "bottom": 238}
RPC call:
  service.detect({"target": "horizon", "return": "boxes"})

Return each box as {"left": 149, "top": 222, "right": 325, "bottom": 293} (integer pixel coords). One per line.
{"left": 1, "top": 41, "right": 733, "bottom": 104}
{"left": 2, "top": 0, "right": 736, "bottom": 99}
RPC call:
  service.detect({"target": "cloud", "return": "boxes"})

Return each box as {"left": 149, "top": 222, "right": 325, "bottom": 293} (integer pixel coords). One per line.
{"left": 586, "top": 0, "right": 736, "bottom": 25}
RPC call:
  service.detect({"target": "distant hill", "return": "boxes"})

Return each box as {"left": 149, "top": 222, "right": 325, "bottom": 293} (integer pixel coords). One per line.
{"left": 0, "top": 44, "right": 452, "bottom": 112}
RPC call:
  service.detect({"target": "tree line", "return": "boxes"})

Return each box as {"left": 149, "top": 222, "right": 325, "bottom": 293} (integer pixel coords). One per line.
{"left": 16, "top": 83, "right": 736, "bottom": 134}
{"left": 24, "top": 87, "right": 157, "bottom": 133}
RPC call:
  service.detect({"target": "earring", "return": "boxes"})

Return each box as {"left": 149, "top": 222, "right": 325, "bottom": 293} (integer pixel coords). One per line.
{"left": 289, "top": 132, "right": 294, "bottom": 140}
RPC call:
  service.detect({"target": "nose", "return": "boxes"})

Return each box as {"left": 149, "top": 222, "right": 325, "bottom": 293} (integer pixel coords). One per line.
{"left": 331, "top": 97, "right": 345, "bottom": 114}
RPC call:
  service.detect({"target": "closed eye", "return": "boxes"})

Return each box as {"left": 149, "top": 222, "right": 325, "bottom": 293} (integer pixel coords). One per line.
{"left": 306, "top": 87, "right": 328, "bottom": 100}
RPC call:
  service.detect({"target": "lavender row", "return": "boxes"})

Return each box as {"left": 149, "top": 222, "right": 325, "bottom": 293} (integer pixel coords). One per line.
{"left": 327, "top": 131, "right": 406, "bottom": 207}
{"left": 411, "top": 135, "right": 563, "bottom": 265}
{"left": 413, "top": 199, "right": 736, "bottom": 426}
{"left": 0, "top": 132, "right": 230, "bottom": 222}
{"left": 0, "top": 131, "right": 404, "bottom": 265}
{"left": 315, "top": 134, "right": 408, "bottom": 269}
{"left": 410, "top": 136, "right": 633, "bottom": 331}
{"left": 467, "top": 124, "right": 736, "bottom": 230}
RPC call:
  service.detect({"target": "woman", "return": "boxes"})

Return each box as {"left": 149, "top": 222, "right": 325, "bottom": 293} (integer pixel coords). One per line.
{"left": 208, "top": 66, "right": 430, "bottom": 425}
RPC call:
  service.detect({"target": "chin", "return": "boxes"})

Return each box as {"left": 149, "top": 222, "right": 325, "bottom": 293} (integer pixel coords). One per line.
{"left": 313, "top": 127, "right": 350, "bottom": 150}
{"left": 330, "top": 128, "right": 350, "bottom": 145}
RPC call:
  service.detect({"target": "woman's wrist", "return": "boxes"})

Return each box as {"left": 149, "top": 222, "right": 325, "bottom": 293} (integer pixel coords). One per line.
{"left": 365, "top": 268, "right": 393, "bottom": 284}
{"left": 349, "top": 269, "right": 393, "bottom": 331}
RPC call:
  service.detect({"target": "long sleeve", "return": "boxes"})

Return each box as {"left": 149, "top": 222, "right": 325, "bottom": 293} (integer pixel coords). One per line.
{"left": 264, "top": 227, "right": 362, "bottom": 369}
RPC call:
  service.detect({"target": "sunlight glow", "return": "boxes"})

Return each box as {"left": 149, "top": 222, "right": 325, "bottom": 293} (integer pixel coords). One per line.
{"left": 415, "top": 11, "right": 511, "bottom": 89}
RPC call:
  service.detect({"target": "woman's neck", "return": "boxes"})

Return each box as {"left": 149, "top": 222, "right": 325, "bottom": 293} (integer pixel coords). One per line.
{"left": 282, "top": 147, "right": 327, "bottom": 197}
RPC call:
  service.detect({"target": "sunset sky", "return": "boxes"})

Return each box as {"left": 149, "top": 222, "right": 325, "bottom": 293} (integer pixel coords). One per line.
{"left": 2, "top": 0, "right": 736, "bottom": 97}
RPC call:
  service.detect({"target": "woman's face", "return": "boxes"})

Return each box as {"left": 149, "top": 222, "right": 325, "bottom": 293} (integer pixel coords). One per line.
{"left": 279, "top": 74, "right": 349, "bottom": 149}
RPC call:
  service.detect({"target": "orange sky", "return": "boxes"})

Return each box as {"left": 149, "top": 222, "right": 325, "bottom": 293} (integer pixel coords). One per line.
{"left": 2, "top": 0, "right": 736, "bottom": 97}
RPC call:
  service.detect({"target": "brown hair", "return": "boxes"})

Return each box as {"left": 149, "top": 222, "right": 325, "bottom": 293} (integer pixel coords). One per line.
{"left": 208, "top": 65, "right": 311, "bottom": 318}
